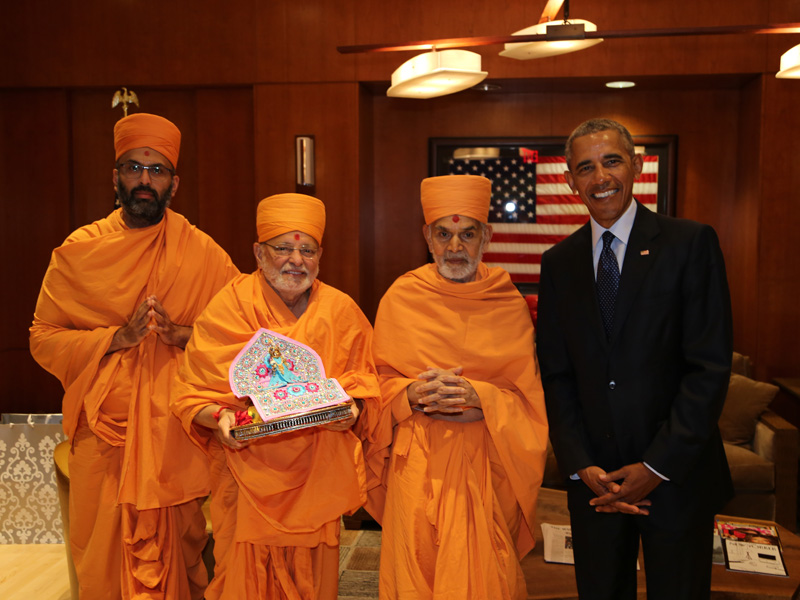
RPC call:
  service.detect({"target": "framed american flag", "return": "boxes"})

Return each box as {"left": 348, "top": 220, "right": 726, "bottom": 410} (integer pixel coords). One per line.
{"left": 430, "top": 136, "right": 677, "bottom": 294}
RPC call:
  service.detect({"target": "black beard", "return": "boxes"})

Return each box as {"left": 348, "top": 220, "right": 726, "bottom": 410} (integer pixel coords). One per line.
{"left": 117, "top": 180, "right": 172, "bottom": 226}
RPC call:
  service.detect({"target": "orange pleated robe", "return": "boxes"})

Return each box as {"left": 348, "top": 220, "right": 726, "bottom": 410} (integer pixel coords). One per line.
{"left": 171, "top": 272, "right": 383, "bottom": 600}
{"left": 30, "top": 208, "right": 239, "bottom": 600}
{"left": 371, "top": 263, "right": 549, "bottom": 600}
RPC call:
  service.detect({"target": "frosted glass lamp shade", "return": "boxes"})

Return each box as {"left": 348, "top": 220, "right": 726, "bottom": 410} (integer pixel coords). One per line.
{"left": 387, "top": 49, "right": 488, "bottom": 98}
{"left": 776, "top": 43, "right": 800, "bottom": 79}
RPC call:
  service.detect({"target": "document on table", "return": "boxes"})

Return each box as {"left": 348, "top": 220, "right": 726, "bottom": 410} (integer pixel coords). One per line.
{"left": 541, "top": 523, "right": 575, "bottom": 564}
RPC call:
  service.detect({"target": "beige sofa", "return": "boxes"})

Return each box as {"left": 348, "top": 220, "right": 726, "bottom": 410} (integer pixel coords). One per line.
{"left": 542, "top": 352, "right": 799, "bottom": 532}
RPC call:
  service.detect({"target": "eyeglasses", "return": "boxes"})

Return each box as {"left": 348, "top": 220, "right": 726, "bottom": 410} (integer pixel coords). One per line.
{"left": 116, "top": 161, "right": 175, "bottom": 181}
{"left": 262, "top": 242, "right": 319, "bottom": 258}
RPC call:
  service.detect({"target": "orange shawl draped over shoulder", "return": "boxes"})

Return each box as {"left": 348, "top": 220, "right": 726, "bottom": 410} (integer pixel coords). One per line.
{"left": 371, "top": 262, "right": 548, "bottom": 558}
{"left": 172, "top": 272, "right": 382, "bottom": 547}
{"left": 30, "top": 208, "right": 239, "bottom": 508}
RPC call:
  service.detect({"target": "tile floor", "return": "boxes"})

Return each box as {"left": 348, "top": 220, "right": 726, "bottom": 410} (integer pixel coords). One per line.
{"left": 338, "top": 527, "right": 381, "bottom": 599}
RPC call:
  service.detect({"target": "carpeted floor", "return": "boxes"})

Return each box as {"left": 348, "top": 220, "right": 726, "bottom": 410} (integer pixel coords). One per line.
{"left": 339, "top": 527, "right": 381, "bottom": 599}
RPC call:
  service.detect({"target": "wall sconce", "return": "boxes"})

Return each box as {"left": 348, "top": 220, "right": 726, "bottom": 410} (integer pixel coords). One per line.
{"left": 295, "top": 135, "right": 315, "bottom": 194}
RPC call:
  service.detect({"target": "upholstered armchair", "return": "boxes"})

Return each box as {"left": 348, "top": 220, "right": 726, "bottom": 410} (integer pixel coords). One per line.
{"left": 720, "top": 353, "right": 798, "bottom": 531}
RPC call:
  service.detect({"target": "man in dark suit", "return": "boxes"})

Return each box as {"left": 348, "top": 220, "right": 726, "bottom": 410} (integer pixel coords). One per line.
{"left": 536, "top": 118, "right": 733, "bottom": 600}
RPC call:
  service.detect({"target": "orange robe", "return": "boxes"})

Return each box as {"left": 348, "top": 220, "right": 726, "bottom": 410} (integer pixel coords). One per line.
{"left": 371, "top": 263, "right": 549, "bottom": 600}
{"left": 29, "top": 208, "right": 239, "bottom": 600}
{"left": 171, "top": 272, "right": 382, "bottom": 600}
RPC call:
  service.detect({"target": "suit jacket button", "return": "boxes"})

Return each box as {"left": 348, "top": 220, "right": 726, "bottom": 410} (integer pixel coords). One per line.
{"left": 608, "top": 380, "right": 616, "bottom": 390}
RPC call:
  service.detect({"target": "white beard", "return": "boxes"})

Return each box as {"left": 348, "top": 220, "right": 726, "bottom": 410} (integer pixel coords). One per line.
{"left": 435, "top": 250, "right": 482, "bottom": 282}
{"left": 262, "top": 263, "right": 317, "bottom": 297}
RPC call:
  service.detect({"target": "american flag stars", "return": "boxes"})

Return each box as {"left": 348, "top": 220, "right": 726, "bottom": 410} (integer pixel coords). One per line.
{"left": 450, "top": 157, "right": 538, "bottom": 224}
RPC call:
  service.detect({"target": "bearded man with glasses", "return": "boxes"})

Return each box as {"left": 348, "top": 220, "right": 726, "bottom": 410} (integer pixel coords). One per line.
{"left": 30, "top": 113, "right": 239, "bottom": 600}
{"left": 171, "top": 193, "right": 383, "bottom": 600}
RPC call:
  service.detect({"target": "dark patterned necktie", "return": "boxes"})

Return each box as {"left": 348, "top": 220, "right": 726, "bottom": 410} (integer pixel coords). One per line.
{"left": 597, "top": 231, "right": 620, "bottom": 339}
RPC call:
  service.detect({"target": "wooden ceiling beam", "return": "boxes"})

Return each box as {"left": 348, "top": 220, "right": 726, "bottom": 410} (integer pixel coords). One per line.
{"left": 337, "top": 23, "right": 800, "bottom": 54}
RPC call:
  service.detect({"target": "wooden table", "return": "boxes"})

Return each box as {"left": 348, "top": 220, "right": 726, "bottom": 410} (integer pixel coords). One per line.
{"left": 523, "top": 488, "right": 800, "bottom": 600}
{"left": 772, "top": 378, "right": 800, "bottom": 429}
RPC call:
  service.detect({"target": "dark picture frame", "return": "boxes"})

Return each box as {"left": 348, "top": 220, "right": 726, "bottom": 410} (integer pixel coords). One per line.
{"left": 429, "top": 136, "right": 677, "bottom": 295}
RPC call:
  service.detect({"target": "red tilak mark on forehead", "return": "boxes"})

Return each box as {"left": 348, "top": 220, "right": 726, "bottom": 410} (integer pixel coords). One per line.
{"left": 144, "top": 150, "right": 150, "bottom": 156}
{"left": 452, "top": 215, "right": 460, "bottom": 223}
{"left": 294, "top": 234, "right": 300, "bottom": 240}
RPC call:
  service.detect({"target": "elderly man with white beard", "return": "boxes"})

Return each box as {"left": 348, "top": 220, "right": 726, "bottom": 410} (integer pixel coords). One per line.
{"left": 171, "top": 193, "right": 383, "bottom": 600}
{"left": 368, "top": 174, "right": 549, "bottom": 600}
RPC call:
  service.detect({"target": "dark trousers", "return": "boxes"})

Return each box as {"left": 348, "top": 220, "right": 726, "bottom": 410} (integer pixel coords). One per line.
{"left": 567, "top": 480, "right": 714, "bottom": 600}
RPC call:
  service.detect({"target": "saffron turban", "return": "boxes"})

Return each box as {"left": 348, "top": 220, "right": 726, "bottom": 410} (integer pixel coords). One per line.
{"left": 420, "top": 175, "right": 491, "bottom": 224}
{"left": 256, "top": 193, "right": 326, "bottom": 244}
{"left": 114, "top": 113, "right": 181, "bottom": 169}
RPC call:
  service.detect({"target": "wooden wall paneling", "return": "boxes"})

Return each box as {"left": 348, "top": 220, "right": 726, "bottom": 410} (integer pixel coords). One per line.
{"left": 1, "top": 1, "right": 258, "bottom": 88}
{"left": 64, "top": 1, "right": 132, "bottom": 86}
{"left": 70, "top": 90, "right": 126, "bottom": 228}
{"left": 769, "top": 32, "right": 800, "bottom": 73}
{"left": 161, "top": 0, "right": 258, "bottom": 85}
{"left": 255, "top": 1, "right": 290, "bottom": 82}
{"left": 253, "top": 83, "right": 364, "bottom": 300}
{"left": 357, "top": 85, "right": 377, "bottom": 319}
{"left": 253, "top": 84, "right": 295, "bottom": 194}
{"left": 370, "top": 97, "right": 442, "bottom": 304}
{"left": 255, "top": 0, "right": 357, "bottom": 83}
{"left": 0, "top": 3, "right": 72, "bottom": 87}
{"left": 0, "top": 91, "right": 72, "bottom": 414}
{"left": 726, "top": 77, "right": 764, "bottom": 362}
{"left": 754, "top": 78, "right": 800, "bottom": 381}
{"left": 194, "top": 88, "right": 256, "bottom": 273}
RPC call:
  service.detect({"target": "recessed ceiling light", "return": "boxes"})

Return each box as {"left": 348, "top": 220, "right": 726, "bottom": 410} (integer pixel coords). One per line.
{"left": 605, "top": 81, "right": 636, "bottom": 89}
{"left": 472, "top": 82, "right": 502, "bottom": 92}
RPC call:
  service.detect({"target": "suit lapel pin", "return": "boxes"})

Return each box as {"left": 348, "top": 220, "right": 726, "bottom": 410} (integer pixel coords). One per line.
{"left": 640, "top": 250, "right": 650, "bottom": 256}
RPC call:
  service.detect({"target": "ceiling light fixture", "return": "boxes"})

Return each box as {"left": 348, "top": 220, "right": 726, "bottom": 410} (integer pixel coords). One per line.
{"left": 341, "top": 0, "right": 800, "bottom": 98}
{"left": 605, "top": 80, "right": 636, "bottom": 89}
{"left": 500, "top": 19, "right": 603, "bottom": 60}
{"left": 387, "top": 49, "right": 488, "bottom": 99}
{"left": 501, "top": 0, "right": 602, "bottom": 60}
{"left": 776, "top": 43, "right": 800, "bottom": 79}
